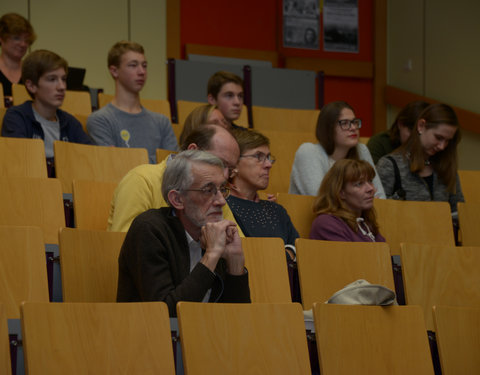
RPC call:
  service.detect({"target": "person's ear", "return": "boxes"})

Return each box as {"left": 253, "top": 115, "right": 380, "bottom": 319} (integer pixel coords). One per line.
{"left": 187, "top": 143, "right": 199, "bottom": 150}
{"left": 339, "top": 189, "right": 346, "bottom": 200}
{"left": 24, "top": 79, "right": 37, "bottom": 95}
{"left": 417, "top": 119, "right": 427, "bottom": 134}
{"left": 207, "top": 94, "right": 216, "bottom": 105}
{"left": 167, "top": 190, "right": 185, "bottom": 210}
{"left": 109, "top": 65, "right": 119, "bottom": 79}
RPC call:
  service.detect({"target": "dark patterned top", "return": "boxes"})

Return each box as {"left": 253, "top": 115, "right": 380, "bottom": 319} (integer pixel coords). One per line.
{"left": 226, "top": 195, "right": 299, "bottom": 246}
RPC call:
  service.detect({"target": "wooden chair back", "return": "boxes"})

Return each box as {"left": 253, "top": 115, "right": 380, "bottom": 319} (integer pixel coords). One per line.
{"left": 276, "top": 193, "right": 316, "bottom": 238}
{"left": 374, "top": 199, "right": 455, "bottom": 255}
{"left": 296, "top": 239, "right": 394, "bottom": 310}
{"left": 139, "top": 98, "right": 171, "bottom": 119}
{"left": 177, "top": 302, "right": 311, "bottom": 374}
{"left": 21, "top": 301, "right": 175, "bottom": 374}
{"left": 0, "top": 138, "right": 47, "bottom": 178}
{"left": 59, "top": 228, "right": 126, "bottom": 302}
{"left": 156, "top": 148, "right": 176, "bottom": 164}
{"left": 0, "top": 108, "right": 6, "bottom": 133}
{"left": 72, "top": 180, "right": 117, "bottom": 230}
{"left": 11, "top": 84, "right": 30, "bottom": 106}
{"left": 171, "top": 123, "right": 183, "bottom": 143}
{"left": 242, "top": 237, "right": 292, "bottom": 303}
{"left": 61, "top": 90, "right": 91, "bottom": 116}
{"left": 0, "top": 177, "right": 65, "bottom": 244}
{"left": 12, "top": 84, "right": 91, "bottom": 115}
{"left": 260, "top": 130, "right": 317, "bottom": 194}
{"left": 176, "top": 100, "right": 249, "bottom": 127}
{"left": 314, "top": 304, "right": 434, "bottom": 375}
{"left": 458, "top": 202, "right": 480, "bottom": 246}
{"left": 458, "top": 170, "right": 480, "bottom": 203}
{"left": 54, "top": 141, "right": 148, "bottom": 194}
{"left": 0, "top": 304, "right": 11, "bottom": 375}
{"left": 0, "top": 226, "right": 49, "bottom": 319}
{"left": 98, "top": 93, "right": 171, "bottom": 119}
{"left": 401, "top": 242, "right": 480, "bottom": 331}
{"left": 97, "top": 92, "right": 113, "bottom": 108}
{"left": 433, "top": 305, "right": 480, "bottom": 375}
{"left": 252, "top": 105, "right": 319, "bottom": 133}
{"left": 73, "top": 113, "right": 88, "bottom": 133}
{"left": 359, "top": 136, "right": 370, "bottom": 144}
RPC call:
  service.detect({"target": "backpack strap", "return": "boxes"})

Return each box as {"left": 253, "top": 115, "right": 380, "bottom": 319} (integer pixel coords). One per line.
{"left": 386, "top": 156, "right": 406, "bottom": 200}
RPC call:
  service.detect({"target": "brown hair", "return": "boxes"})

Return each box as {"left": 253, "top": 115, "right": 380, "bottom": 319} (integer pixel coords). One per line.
{"left": 315, "top": 101, "right": 359, "bottom": 159}
{"left": 389, "top": 101, "right": 429, "bottom": 145}
{"left": 232, "top": 128, "right": 269, "bottom": 155}
{"left": 0, "top": 13, "right": 36, "bottom": 45}
{"left": 180, "top": 124, "right": 219, "bottom": 151}
{"left": 312, "top": 159, "right": 380, "bottom": 234}
{"left": 179, "top": 104, "right": 217, "bottom": 145}
{"left": 107, "top": 40, "right": 144, "bottom": 68}
{"left": 399, "top": 103, "right": 460, "bottom": 192}
{"left": 207, "top": 71, "right": 243, "bottom": 99}
{"left": 22, "top": 50, "right": 68, "bottom": 98}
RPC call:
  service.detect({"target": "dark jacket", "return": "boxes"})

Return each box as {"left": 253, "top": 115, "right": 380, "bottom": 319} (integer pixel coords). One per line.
{"left": 1, "top": 100, "right": 94, "bottom": 145}
{"left": 117, "top": 207, "right": 250, "bottom": 316}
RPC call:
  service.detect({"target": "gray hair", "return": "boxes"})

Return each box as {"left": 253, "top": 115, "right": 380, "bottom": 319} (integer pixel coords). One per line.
{"left": 162, "top": 150, "right": 225, "bottom": 206}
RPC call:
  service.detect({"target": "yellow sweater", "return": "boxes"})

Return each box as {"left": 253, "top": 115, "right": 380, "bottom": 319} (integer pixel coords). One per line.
{"left": 108, "top": 157, "right": 244, "bottom": 235}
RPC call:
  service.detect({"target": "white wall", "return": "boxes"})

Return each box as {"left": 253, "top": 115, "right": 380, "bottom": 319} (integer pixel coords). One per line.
{"left": 388, "top": 0, "right": 480, "bottom": 170}
{"left": 0, "top": 0, "right": 167, "bottom": 100}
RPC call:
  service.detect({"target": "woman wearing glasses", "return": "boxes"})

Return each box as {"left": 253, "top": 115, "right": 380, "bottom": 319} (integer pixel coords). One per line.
{"left": 227, "top": 129, "right": 298, "bottom": 259}
{"left": 289, "top": 101, "right": 385, "bottom": 198}
{"left": 376, "top": 103, "right": 464, "bottom": 214}
{"left": 310, "top": 159, "right": 385, "bottom": 242}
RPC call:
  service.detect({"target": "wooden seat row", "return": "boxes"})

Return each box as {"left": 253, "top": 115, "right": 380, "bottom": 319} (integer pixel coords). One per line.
{"left": 3, "top": 223, "right": 480, "bottom": 326}
{"left": 3, "top": 222, "right": 480, "bottom": 373}
{"left": 3, "top": 299, "right": 479, "bottom": 374}
{"left": 2, "top": 165, "right": 480, "bottom": 250}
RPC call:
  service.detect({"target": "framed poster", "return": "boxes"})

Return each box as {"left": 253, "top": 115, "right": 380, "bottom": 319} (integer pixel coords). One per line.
{"left": 283, "top": 0, "right": 320, "bottom": 50}
{"left": 323, "top": 0, "right": 359, "bottom": 53}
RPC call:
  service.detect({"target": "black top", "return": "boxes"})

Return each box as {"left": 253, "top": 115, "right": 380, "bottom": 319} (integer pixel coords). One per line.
{"left": 117, "top": 207, "right": 250, "bottom": 316}
{"left": 0, "top": 69, "right": 14, "bottom": 97}
{"left": 226, "top": 195, "right": 299, "bottom": 246}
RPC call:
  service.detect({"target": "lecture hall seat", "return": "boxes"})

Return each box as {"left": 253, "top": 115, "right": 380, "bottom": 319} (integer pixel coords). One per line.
{"left": 314, "top": 304, "right": 434, "bottom": 375}
{"left": 54, "top": 141, "right": 148, "bottom": 194}
{"left": 59, "top": 228, "right": 126, "bottom": 302}
{"left": 433, "top": 305, "right": 480, "bottom": 375}
{"left": 401, "top": 242, "right": 480, "bottom": 331}
{"left": 241, "top": 237, "right": 292, "bottom": 303}
{"left": 374, "top": 199, "right": 455, "bottom": 255}
{"left": 177, "top": 302, "right": 311, "bottom": 375}
{"left": 296, "top": 239, "right": 394, "bottom": 310}
{"left": 72, "top": 180, "right": 117, "bottom": 230}
{"left": 21, "top": 301, "right": 175, "bottom": 374}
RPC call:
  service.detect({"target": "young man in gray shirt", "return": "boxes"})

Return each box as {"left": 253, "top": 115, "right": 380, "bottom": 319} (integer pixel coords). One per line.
{"left": 87, "top": 41, "right": 177, "bottom": 163}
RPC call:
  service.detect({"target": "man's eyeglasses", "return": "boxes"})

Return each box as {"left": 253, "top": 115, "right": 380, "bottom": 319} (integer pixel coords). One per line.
{"left": 338, "top": 118, "right": 362, "bottom": 131}
{"left": 240, "top": 152, "right": 276, "bottom": 164}
{"left": 182, "top": 182, "right": 230, "bottom": 199}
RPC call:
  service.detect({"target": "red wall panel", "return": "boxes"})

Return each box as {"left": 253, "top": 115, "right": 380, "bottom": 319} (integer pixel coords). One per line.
{"left": 181, "top": 0, "right": 278, "bottom": 53}
{"left": 179, "top": 0, "right": 375, "bottom": 135}
{"left": 324, "top": 77, "right": 374, "bottom": 136}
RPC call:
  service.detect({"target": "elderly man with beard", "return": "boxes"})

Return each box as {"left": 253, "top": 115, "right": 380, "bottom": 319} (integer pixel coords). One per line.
{"left": 116, "top": 150, "right": 250, "bottom": 316}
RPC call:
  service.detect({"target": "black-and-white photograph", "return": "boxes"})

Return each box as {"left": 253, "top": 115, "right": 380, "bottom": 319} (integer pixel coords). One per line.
{"left": 323, "top": 0, "right": 359, "bottom": 53}
{"left": 283, "top": 0, "right": 320, "bottom": 50}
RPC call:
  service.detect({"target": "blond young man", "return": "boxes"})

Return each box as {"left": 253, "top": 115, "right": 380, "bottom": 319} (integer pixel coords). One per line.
{"left": 87, "top": 41, "right": 177, "bottom": 163}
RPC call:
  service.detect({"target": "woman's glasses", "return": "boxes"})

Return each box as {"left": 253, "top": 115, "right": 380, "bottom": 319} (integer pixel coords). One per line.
{"left": 240, "top": 152, "right": 276, "bottom": 164}
{"left": 338, "top": 119, "right": 362, "bottom": 130}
